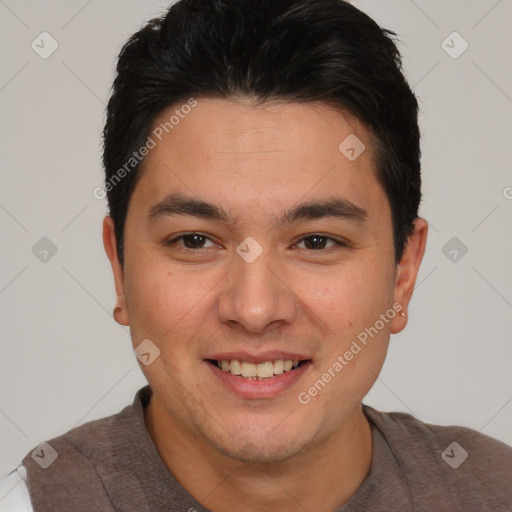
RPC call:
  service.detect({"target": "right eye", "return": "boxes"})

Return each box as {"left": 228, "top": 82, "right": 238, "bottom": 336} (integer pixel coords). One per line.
{"left": 163, "top": 233, "right": 219, "bottom": 251}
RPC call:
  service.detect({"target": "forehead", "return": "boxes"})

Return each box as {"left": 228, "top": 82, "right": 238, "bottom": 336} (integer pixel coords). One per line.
{"left": 131, "top": 98, "right": 387, "bottom": 224}
{"left": 147, "top": 97, "right": 372, "bottom": 160}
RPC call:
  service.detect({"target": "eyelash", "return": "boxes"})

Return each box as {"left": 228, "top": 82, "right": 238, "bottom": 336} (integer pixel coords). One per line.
{"left": 163, "top": 232, "right": 347, "bottom": 252}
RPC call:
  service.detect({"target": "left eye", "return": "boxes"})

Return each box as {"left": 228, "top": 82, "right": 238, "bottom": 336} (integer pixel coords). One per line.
{"left": 295, "top": 234, "right": 342, "bottom": 250}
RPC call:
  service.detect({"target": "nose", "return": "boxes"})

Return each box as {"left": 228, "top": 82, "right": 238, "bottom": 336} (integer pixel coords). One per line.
{"left": 217, "top": 245, "right": 297, "bottom": 335}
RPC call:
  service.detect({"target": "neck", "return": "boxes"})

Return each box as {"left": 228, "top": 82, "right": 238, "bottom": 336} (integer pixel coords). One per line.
{"left": 144, "top": 396, "right": 373, "bottom": 512}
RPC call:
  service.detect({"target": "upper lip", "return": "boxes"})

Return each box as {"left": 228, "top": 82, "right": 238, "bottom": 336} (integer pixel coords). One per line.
{"left": 206, "top": 350, "right": 312, "bottom": 364}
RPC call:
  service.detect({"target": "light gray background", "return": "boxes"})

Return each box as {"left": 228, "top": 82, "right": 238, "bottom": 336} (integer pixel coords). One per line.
{"left": 1, "top": 0, "right": 511, "bottom": 477}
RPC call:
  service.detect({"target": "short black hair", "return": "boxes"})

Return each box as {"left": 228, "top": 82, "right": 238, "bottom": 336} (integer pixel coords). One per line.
{"left": 102, "top": 0, "right": 421, "bottom": 265}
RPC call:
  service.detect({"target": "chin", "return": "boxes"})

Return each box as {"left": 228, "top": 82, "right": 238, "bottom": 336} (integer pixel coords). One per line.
{"left": 214, "top": 437, "right": 308, "bottom": 464}
{"left": 196, "top": 419, "right": 314, "bottom": 464}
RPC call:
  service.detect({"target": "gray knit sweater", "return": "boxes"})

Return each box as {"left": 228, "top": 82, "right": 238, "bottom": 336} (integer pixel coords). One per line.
{"left": 5, "top": 385, "right": 510, "bottom": 511}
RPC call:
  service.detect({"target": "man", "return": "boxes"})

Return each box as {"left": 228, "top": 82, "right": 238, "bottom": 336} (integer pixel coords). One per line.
{"left": 1, "top": 0, "right": 511, "bottom": 510}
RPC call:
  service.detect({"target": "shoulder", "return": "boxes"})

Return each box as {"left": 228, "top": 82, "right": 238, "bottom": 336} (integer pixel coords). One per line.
{"left": 365, "top": 405, "right": 512, "bottom": 461}
{"left": 21, "top": 400, "right": 138, "bottom": 472}
{"left": 4, "top": 387, "right": 150, "bottom": 512}
{"left": 363, "top": 405, "right": 512, "bottom": 507}
{"left": 25, "top": 406, "right": 125, "bottom": 466}
{"left": 21, "top": 386, "right": 149, "bottom": 471}
{"left": 19, "top": 402, "right": 138, "bottom": 511}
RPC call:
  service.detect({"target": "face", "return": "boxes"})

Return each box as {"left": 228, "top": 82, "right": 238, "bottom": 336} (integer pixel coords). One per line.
{"left": 104, "top": 98, "right": 427, "bottom": 463}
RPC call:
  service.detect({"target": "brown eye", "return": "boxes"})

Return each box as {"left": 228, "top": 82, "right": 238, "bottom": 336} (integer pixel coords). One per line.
{"left": 181, "top": 234, "right": 208, "bottom": 249}
{"left": 165, "top": 233, "right": 217, "bottom": 250}
{"left": 296, "top": 235, "right": 343, "bottom": 250}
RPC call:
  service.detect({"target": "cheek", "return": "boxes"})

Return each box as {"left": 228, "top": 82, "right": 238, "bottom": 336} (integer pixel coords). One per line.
{"left": 123, "top": 250, "right": 214, "bottom": 345}
{"left": 294, "top": 259, "right": 392, "bottom": 329}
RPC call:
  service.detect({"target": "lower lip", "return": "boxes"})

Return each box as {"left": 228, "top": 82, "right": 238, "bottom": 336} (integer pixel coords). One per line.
{"left": 205, "top": 361, "right": 312, "bottom": 399}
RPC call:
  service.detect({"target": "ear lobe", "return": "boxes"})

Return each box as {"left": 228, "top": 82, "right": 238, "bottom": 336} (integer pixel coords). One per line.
{"left": 390, "top": 217, "right": 428, "bottom": 334}
{"left": 102, "top": 215, "right": 130, "bottom": 326}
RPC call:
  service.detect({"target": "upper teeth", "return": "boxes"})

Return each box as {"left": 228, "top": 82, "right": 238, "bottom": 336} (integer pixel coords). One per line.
{"left": 217, "top": 359, "right": 300, "bottom": 378}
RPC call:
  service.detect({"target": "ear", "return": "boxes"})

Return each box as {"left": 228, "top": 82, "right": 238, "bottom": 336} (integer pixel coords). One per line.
{"left": 390, "top": 217, "right": 428, "bottom": 334}
{"left": 102, "top": 215, "right": 130, "bottom": 326}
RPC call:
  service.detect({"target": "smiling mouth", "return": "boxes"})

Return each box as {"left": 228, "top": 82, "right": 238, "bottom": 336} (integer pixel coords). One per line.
{"left": 206, "top": 359, "right": 311, "bottom": 379}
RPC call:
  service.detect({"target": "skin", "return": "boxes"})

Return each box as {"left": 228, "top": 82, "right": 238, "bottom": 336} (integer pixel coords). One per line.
{"left": 103, "top": 98, "right": 428, "bottom": 511}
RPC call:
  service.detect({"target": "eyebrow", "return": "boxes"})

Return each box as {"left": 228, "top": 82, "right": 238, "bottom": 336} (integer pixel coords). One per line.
{"left": 147, "top": 192, "right": 368, "bottom": 227}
